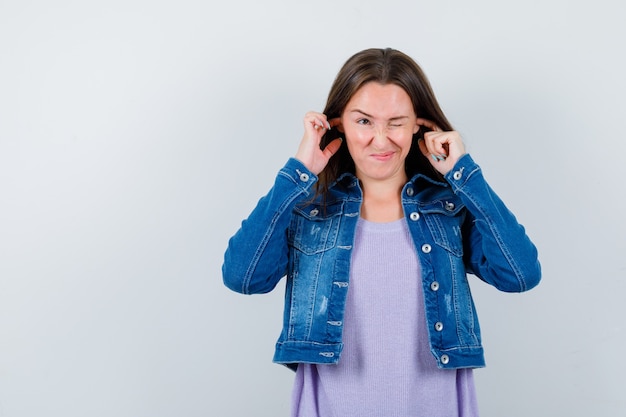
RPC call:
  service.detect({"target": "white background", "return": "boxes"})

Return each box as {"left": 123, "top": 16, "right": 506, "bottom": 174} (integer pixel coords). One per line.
{"left": 1, "top": 0, "right": 625, "bottom": 416}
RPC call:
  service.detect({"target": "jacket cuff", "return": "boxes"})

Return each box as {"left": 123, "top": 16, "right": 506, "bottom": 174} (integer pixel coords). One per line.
{"left": 280, "top": 158, "right": 319, "bottom": 194}
{"left": 444, "top": 153, "right": 481, "bottom": 191}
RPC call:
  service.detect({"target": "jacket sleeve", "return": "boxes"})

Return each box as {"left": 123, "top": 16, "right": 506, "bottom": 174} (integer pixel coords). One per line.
{"left": 446, "top": 154, "right": 541, "bottom": 292}
{"left": 222, "top": 158, "right": 317, "bottom": 295}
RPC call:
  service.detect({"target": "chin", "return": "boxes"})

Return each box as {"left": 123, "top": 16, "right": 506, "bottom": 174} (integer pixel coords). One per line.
{"left": 361, "top": 167, "right": 405, "bottom": 182}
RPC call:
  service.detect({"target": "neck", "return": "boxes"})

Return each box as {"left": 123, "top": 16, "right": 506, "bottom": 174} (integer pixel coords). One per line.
{"left": 359, "top": 176, "right": 407, "bottom": 223}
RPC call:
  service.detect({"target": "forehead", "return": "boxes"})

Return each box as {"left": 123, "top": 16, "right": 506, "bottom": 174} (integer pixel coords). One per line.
{"left": 345, "top": 82, "right": 414, "bottom": 118}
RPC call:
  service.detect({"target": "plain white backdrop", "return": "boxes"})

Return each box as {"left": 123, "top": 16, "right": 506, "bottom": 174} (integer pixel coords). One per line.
{"left": 1, "top": 0, "right": 625, "bottom": 416}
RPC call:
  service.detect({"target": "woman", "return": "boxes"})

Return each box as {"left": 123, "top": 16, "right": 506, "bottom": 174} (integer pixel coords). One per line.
{"left": 222, "top": 48, "right": 541, "bottom": 416}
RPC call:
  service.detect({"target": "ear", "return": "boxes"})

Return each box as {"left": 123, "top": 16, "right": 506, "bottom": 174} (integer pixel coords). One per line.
{"left": 413, "top": 121, "right": 420, "bottom": 134}
{"left": 330, "top": 116, "right": 344, "bottom": 133}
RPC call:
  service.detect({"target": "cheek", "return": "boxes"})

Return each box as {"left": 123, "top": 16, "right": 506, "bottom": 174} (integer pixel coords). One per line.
{"left": 390, "top": 129, "right": 415, "bottom": 146}
{"left": 343, "top": 127, "right": 368, "bottom": 146}
{"left": 343, "top": 137, "right": 359, "bottom": 158}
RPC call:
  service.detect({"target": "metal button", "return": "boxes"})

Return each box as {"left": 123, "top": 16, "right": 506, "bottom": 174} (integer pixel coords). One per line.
{"left": 421, "top": 244, "right": 431, "bottom": 253}
{"left": 430, "top": 281, "right": 440, "bottom": 291}
{"left": 445, "top": 202, "right": 455, "bottom": 211}
{"left": 406, "top": 187, "right": 414, "bottom": 196}
{"left": 453, "top": 171, "right": 462, "bottom": 180}
{"left": 410, "top": 212, "right": 420, "bottom": 221}
{"left": 435, "top": 322, "right": 444, "bottom": 332}
{"left": 440, "top": 354, "right": 450, "bottom": 365}
{"left": 299, "top": 172, "right": 310, "bottom": 182}
{"left": 309, "top": 208, "right": 319, "bottom": 217}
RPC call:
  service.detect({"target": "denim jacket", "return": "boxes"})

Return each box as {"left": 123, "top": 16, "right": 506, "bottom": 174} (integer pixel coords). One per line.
{"left": 222, "top": 154, "right": 541, "bottom": 369}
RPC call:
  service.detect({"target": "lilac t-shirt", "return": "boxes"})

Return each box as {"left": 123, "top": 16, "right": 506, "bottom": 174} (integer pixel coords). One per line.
{"left": 291, "top": 218, "right": 479, "bottom": 417}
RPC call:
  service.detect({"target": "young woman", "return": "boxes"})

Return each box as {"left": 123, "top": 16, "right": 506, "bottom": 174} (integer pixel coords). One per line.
{"left": 222, "top": 48, "right": 541, "bottom": 416}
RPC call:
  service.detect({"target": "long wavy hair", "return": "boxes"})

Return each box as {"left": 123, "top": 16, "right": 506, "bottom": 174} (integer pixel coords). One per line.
{"left": 317, "top": 48, "right": 453, "bottom": 196}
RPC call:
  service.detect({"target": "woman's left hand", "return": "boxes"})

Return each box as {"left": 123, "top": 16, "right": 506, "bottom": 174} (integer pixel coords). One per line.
{"left": 417, "top": 118, "right": 466, "bottom": 175}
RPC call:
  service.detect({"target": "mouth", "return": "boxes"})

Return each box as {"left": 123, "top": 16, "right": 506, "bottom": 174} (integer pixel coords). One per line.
{"left": 371, "top": 151, "right": 395, "bottom": 161}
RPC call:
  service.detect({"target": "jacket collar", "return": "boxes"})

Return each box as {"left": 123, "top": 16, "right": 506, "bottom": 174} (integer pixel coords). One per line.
{"left": 329, "top": 170, "right": 449, "bottom": 191}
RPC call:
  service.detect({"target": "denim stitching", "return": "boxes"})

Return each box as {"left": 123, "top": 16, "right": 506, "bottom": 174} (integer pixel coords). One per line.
{"left": 242, "top": 171, "right": 312, "bottom": 293}
{"left": 454, "top": 167, "right": 527, "bottom": 291}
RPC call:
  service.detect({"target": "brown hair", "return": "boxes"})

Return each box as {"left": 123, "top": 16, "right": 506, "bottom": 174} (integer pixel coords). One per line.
{"left": 317, "top": 48, "right": 453, "bottom": 195}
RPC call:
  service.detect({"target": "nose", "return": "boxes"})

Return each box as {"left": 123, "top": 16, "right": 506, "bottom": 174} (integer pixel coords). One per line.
{"left": 371, "top": 126, "right": 389, "bottom": 147}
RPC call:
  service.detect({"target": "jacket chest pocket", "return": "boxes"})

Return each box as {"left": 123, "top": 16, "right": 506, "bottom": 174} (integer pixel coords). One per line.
{"left": 420, "top": 198, "right": 465, "bottom": 257}
{"left": 290, "top": 201, "right": 344, "bottom": 255}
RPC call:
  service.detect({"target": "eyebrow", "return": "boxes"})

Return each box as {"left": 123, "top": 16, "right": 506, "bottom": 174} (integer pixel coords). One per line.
{"left": 350, "top": 109, "right": 409, "bottom": 121}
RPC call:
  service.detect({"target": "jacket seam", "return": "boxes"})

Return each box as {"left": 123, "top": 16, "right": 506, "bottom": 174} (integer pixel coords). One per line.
{"left": 454, "top": 170, "right": 528, "bottom": 291}
{"left": 241, "top": 172, "right": 312, "bottom": 293}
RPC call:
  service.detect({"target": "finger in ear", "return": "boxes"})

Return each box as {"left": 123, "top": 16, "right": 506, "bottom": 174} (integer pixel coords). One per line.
{"left": 413, "top": 121, "right": 420, "bottom": 134}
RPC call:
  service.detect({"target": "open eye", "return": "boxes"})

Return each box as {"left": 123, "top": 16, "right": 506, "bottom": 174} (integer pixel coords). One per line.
{"left": 356, "top": 118, "right": 371, "bottom": 126}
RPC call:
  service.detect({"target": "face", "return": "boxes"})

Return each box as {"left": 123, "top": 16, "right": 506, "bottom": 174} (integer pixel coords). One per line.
{"left": 340, "top": 82, "right": 419, "bottom": 186}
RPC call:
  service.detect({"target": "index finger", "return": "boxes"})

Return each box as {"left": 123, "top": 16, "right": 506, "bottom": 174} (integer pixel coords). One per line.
{"left": 416, "top": 118, "right": 442, "bottom": 132}
{"left": 328, "top": 117, "right": 341, "bottom": 128}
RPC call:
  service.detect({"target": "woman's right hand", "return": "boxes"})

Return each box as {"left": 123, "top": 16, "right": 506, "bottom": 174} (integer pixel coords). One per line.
{"left": 295, "top": 112, "right": 343, "bottom": 175}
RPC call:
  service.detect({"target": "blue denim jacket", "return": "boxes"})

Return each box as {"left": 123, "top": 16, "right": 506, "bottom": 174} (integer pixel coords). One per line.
{"left": 222, "top": 154, "right": 541, "bottom": 369}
